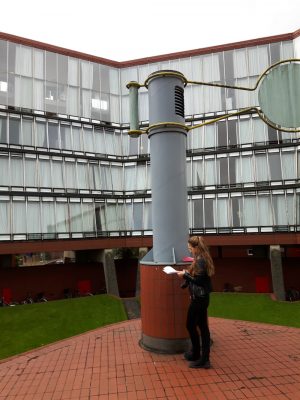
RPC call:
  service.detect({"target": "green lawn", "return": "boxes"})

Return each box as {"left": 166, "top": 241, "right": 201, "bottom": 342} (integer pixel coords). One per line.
{"left": 1, "top": 293, "right": 299, "bottom": 362}
{"left": 209, "top": 293, "right": 300, "bottom": 328}
{"left": 0, "top": 294, "right": 127, "bottom": 360}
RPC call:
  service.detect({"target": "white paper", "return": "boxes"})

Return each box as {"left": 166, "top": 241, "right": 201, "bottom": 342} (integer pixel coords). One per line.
{"left": 163, "top": 266, "right": 177, "bottom": 274}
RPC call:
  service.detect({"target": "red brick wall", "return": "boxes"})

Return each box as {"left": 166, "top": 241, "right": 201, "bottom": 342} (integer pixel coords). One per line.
{"left": 0, "top": 263, "right": 105, "bottom": 302}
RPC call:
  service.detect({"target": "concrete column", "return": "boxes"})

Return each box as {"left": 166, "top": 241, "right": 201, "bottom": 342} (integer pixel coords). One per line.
{"left": 102, "top": 250, "right": 119, "bottom": 297}
{"left": 136, "top": 248, "right": 148, "bottom": 297}
{"left": 269, "top": 245, "right": 285, "bottom": 301}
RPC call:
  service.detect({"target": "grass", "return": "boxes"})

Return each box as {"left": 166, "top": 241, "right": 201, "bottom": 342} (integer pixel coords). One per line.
{"left": 1, "top": 292, "right": 299, "bottom": 361}
{"left": 0, "top": 294, "right": 127, "bottom": 360}
{"left": 209, "top": 293, "right": 300, "bottom": 328}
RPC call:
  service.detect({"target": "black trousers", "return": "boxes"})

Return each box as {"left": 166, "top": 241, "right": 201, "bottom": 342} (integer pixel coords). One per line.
{"left": 186, "top": 296, "right": 210, "bottom": 361}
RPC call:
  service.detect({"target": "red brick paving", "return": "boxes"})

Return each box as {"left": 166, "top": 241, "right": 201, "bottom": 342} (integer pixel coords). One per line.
{"left": 0, "top": 318, "right": 300, "bottom": 399}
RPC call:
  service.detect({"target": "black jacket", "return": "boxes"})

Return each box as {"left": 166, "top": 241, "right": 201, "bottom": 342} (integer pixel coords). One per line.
{"left": 183, "top": 259, "right": 212, "bottom": 298}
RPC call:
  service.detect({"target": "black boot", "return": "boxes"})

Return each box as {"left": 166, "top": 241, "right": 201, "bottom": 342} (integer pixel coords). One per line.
{"left": 183, "top": 350, "right": 200, "bottom": 361}
{"left": 189, "top": 358, "right": 211, "bottom": 369}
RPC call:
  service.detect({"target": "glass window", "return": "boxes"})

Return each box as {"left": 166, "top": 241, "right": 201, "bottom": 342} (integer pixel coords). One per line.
{"left": 27, "top": 202, "right": 41, "bottom": 233}
{"left": 48, "top": 122, "right": 59, "bottom": 149}
{"left": 243, "top": 196, "right": 257, "bottom": 226}
{"left": 68, "top": 58, "right": 79, "bottom": 86}
{"left": 10, "top": 156, "right": 23, "bottom": 186}
{"left": 33, "top": 79, "right": 44, "bottom": 111}
{"left": 100, "top": 65, "right": 110, "bottom": 93}
{"left": 217, "top": 121, "right": 227, "bottom": 147}
{"left": 0, "top": 199, "right": 10, "bottom": 234}
{"left": 77, "top": 162, "right": 89, "bottom": 189}
{"left": 52, "top": 160, "right": 64, "bottom": 188}
{"left": 0, "top": 116, "right": 7, "bottom": 143}
{"left": 109, "top": 68, "right": 119, "bottom": 95}
{"left": 124, "top": 164, "right": 136, "bottom": 191}
{"left": 239, "top": 118, "right": 252, "bottom": 145}
{"left": 89, "top": 163, "right": 101, "bottom": 190}
{"left": 136, "top": 164, "right": 146, "bottom": 191}
{"left": 204, "top": 159, "right": 216, "bottom": 185}
{"left": 33, "top": 49, "right": 44, "bottom": 79}
{"left": 231, "top": 197, "right": 241, "bottom": 227}
{"left": 41, "top": 201, "right": 56, "bottom": 233}
{"left": 56, "top": 202, "right": 69, "bottom": 232}
{"left": 69, "top": 202, "right": 82, "bottom": 232}
{"left": 65, "top": 161, "right": 76, "bottom": 189}
{"left": 258, "top": 196, "right": 273, "bottom": 226}
{"left": 83, "top": 126, "right": 94, "bottom": 152}
{"left": 12, "top": 201, "right": 26, "bottom": 233}
{"left": 255, "top": 154, "right": 269, "bottom": 181}
{"left": 144, "top": 201, "right": 152, "bottom": 230}
{"left": 67, "top": 86, "right": 79, "bottom": 116}
{"left": 224, "top": 50, "right": 234, "bottom": 84}
{"left": 270, "top": 43, "right": 280, "bottom": 64}
{"left": 0, "top": 156, "right": 9, "bottom": 185}
{"left": 105, "top": 131, "right": 115, "bottom": 154}
{"left": 57, "top": 55, "right": 68, "bottom": 85}
{"left": 286, "top": 193, "right": 295, "bottom": 225}
{"left": 193, "top": 198, "right": 203, "bottom": 228}
{"left": 106, "top": 203, "right": 118, "bottom": 230}
{"left": 133, "top": 202, "right": 143, "bottom": 230}
{"left": 191, "top": 127, "right": 204, "bottom": 150}
{"left": 273, "top": 195, "right": 287, "bottom": 225}
{"left": 228, "top": 119, "right": 237, "bottom": 147}
{"left": 24, "top": 157, "right": 38, "bottom": 187}
{"left": 269, "top": 152, "right": 282, "bottom": 181}
{"left": 248, "top": 46, "right": 269, "bottom": 76}
{"left": 192, "top": 159, "right": 203, "bottom": 187}
{"left": 58, "top": 84, "right": 67, "bottom": 114}
{"left": 0, "top": 40, "right": 8, "bottom": 73}
{"left": 217, "top": 198, "right": 229, "bottom": 227}
{"left": 129, "top": 136, "right": 139, "bottom": 156}
{"left": 253, "top": 118, "right": 267, "bottom": 143}
{"left": 229, "top": 156, "right": 237, "bottom": 184}
{"left": 16, "top": 46, "right": 32, "bottom": 77}
{"left": 95, "top": 203, "right": 105, "bottom": 231}
{"left": 218, "top": 158, "right": 229, "bottom": 185}
{"left": 60, "top": 124, "right": 72, "bottom": 150}
{"left": 111, "top": 165, "right": 123, "bottom": 191}
{"left": 46, "top": 52, "right": 57, "bottom": 82}
{"left": 80, "top": 60, "right": 93, "bottom": 89}
{"left": 9, "top": 117, "right": 20, "bottom": 144}
{"left": 81, "top": 89, "right": 91, "bottom": 118}
{"left": 72, "top": 126, "right": 82, "bottom": 151}
{"left": 35, "top": 120, "right": 47, "bottom": 148}
{"left": 82, "top": 202, "right": 95, "bottom": 232}
{"left": 100, "top": 164, "right": 112, "bottom": 190}
{"left": 116, "top": 202, "right": 126, "bottom": 230}
{"left": 281, "top": 152, "right": 296, "bottom": 180}
{"left": 281, "top": 41, "right": 294, "bottom": 59}
{"left": 22, "top": 118, "right": 33, "bottom": 146}
{"left": 94, "top": 127, "right": 106, "bottom": 154}
{"left": 204, "top": 197, "right": 215, "bottom": 227}
{"left": 236, "top": 155, "right": 254, "bottom": 183}
{"left": 234, "top": 49, "right": 248, "bottom": 78}
{"left": 39, "top": 159, "right": 51, "bottom": 187}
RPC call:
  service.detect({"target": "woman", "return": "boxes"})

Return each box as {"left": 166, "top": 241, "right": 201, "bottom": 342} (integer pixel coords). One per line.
{"left": 177, "top": 236, "right": 215, "bottom": 369}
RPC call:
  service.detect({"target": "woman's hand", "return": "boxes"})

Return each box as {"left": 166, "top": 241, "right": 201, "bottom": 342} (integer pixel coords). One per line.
{"left": 177, "top": 270, "right": 186, "bottom": 277}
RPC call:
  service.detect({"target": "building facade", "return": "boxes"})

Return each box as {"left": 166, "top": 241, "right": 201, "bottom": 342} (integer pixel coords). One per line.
{"left": 0, "top": 30, "right": 299, "bottom": 297}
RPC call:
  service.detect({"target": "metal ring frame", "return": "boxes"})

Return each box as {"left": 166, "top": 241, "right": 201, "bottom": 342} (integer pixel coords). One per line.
{"left": 127, "top": 59, "right": 300, "bottom": 135}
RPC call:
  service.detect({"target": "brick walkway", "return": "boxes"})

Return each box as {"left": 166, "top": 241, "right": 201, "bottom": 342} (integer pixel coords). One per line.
{"left": 0, "top": 318, "right": 300, "bottom": 400}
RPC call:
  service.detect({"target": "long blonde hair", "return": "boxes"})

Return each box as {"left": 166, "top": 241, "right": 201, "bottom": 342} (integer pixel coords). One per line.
{"left": 188, "top": 236, "right": 215, "bottom": 277}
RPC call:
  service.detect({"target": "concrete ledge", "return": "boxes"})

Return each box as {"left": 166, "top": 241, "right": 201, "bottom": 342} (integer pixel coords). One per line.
{"left": 140, "top": 333, "right": 189, "bottom": 354}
